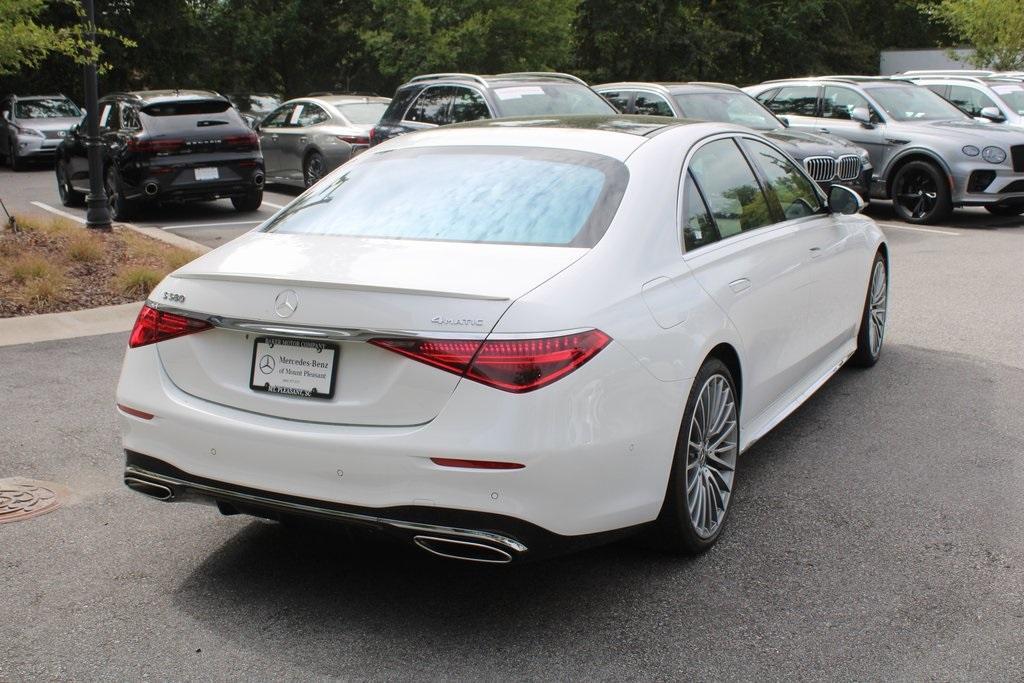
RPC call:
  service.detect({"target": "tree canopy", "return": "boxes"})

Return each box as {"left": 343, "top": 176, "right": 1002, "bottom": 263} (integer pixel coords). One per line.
{"left": 925, "top": 0, "right": 1024, "bottom": 70}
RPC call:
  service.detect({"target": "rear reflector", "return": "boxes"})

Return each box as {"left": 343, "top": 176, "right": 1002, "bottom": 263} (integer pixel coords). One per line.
{"left": 129, "top": 305, "right": 213, "bottom": 348}
{"left": 117, "top": 403, "right": 154, "bottom": 420}
{"left": 370, "top": 330, "right": 610, "bottom": 393}
{"left": 431, "top": 458, "right": 524, "bottom": 470}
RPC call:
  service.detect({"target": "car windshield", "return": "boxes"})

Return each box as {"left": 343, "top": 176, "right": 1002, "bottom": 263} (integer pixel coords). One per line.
{"left": 864, "top": 85, "right": 967, "bottom": 121}
{"left": 491, "top": 83, "right": 616, "bottom": 118}
{"left": 338, "top": 102, "right": 389, "bottom": 124}
{"left": 991, "top": 83, "right": 1024, "bottom": 115}
{"left": 15, "top": 98, "right": 81, "bottom": 119}
{"left": 263, "top": 146, "right": 628, "bottom": 247}
{"left": 673, "top": 92, "right": 781, "bottom": 131}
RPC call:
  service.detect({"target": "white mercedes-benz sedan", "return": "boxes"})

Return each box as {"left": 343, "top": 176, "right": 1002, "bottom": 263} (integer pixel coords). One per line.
{"left": 116, "top": 116, "right": 888, "bottom": 563}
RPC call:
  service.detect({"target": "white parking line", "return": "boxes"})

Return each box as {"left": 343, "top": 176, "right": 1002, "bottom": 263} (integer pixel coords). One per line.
{"left": 876, "top": 221, "right": 961, "bottom": 236}
{"left": 30, "top": 201, "right": 86, "bottom": 224}
{"left": 262, "top": 200, "right": 287, "bottom": 209}
{"left": 162, "top": 220, "right": 263, "bottom": 229}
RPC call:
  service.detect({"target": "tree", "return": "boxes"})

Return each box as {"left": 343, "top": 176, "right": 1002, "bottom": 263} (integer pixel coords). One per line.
{"left": 924, "top": 0, "right": 1024, "bottom": 70}
{"left": 0, "top": 0, "right": 133, "bottom": 76}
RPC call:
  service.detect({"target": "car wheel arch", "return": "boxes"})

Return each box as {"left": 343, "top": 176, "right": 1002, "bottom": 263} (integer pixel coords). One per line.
{"left": 884, "top": 150, "right": 952, "bottom": 199}
{"left": 706, "top": 342, "right": 743, "bottom": 409}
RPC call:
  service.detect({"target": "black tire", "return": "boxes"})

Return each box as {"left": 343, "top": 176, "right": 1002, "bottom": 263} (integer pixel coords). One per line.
{"left": 891, "top": 160, "right": 952, "bottom": 224}
{"left": 646, "top": 357, "right": 740, "bottom": 555}
{"left": 850, "top": 251, "right": 888, "bottom": 368}
{"left": 984, "top": 204, "right": 1024, "bottom": 217}
{"left": 231, "top": 189, "right": 263, "bottom": 212}
{"left": 303, "top": 151, "right": 325, "bottom": 188}
{"left": 56, "top": 161, "right": 85, "bottom": 207}
{"left": 105, "top": 166, "right": 138, "bottom": 222}
{"left": 10, "top": 145, "right": 26, "bottom": 171}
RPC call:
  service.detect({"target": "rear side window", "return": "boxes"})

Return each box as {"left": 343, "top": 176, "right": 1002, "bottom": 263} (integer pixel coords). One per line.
{"left": 295, "top": 104, "right": 330, "bottom": 126}
{"left": 765, "top": 86, "right": 819, "bottom": 116}
{"left": 948, "top": 85, "right": 999, "bottom": 117}
{"left": 688, "top": 138, "right": 773, "bottom": 239}
{"left": 682, "top": 172, "right": 720, "bottom": 251}
{"left": 600, "top": 91, "right": 632, "bottom": 113}
{"left": 263, "top": 146, "right": 629, "bottom": 247}
{"left": 633, "top": 93, "right": 674, "bottom": 117}
{"left": 405, "top": 87, "right": 453, "bottom": 125}
{"left": 449, "top": 87, "right": 490, "bottom": 123}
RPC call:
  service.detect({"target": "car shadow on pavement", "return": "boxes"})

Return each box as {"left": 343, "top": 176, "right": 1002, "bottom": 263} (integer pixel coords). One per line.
{"left": 864, "top": 200, "right": 1023, "bottom": 231}
{"left": 168, "top": 343, "right": 1024, "bottom": 678}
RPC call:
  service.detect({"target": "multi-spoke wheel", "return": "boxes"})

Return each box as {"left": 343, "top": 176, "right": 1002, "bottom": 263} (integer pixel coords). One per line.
{"left": 648, "top": 357, "right": 739, "bottom": 554}
{"left": 303, "top": 151, "right": 325, "bottom": 188}
{"left": 105, "top": 167, "right": 138, "bottom": 222}
{"left": 56, "top": 162, "right": 84, "bottom": 207}
{"left": 851, "top": 251, "right": 888, "bottom": 367}
{"left": 892, "top": 160, "right": 951, "bottom": 225}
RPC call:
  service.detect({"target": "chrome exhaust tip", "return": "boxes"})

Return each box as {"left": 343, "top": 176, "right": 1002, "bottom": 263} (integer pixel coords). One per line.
{"left": 253, "top": 172, "right": 265, "bottom": 188}
{"left": 124, "top": 476, "right": 174, "bottom": 501}
{"left": 144, "top": 182, "right": 159, "bottom": 196}
{"left": 413, "top": 535, "right": 514, "bottom": 564}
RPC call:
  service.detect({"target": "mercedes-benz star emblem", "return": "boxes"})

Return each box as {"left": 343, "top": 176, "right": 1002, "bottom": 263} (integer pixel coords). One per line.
{"left": 274, "top": 290, "right": 298, "bottom": 318}
{"left": 258, "top": 354, "right": 275, "bottom": 374}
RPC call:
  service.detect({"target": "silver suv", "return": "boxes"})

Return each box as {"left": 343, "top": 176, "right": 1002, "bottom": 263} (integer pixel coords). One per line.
{"left": 745, "top": 77, "right": 1024, "bottom": 222}
{"left": 904, "top": 76, "right": 1024, "bottom": 128}
{"left": 257, "top": 93, "right": 391, "bottom": 188}
{"left": 594, "top": 81, "right": 872, "bottom": 198}
{"left": 0, "top": 94, "right": 82, "bottom": 171}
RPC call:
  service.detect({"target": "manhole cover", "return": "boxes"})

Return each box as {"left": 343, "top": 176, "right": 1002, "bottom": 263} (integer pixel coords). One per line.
{"left": 0, "top": 478, "right": 68, "bottom": 524}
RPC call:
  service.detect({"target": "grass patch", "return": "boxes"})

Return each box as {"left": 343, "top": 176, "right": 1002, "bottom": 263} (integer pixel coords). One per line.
{"left": 67, "top": 234, "right": 104, "bottom": 263}
{"left": 21, "top": 271, "right": 67, "bottom": 305}
{"left": 114, "top": 266, "right": 164, "bottom": 297}
{"left": 8, "top": 255, "right": 54, "bottom": 284}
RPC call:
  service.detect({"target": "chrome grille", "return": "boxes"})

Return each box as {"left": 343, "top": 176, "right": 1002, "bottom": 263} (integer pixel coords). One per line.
{"left": 836, "top": 155, "right": 861, "bottom": 181}
{"left": 803, "top": 156, "right": 837, "bottom": 182}
{"left": 43, "top": 129, "right": 67, "bottom": 140}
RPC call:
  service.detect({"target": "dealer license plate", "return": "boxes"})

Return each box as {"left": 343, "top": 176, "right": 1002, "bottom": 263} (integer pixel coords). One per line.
{"left": 249, "top": 337, "right": 338, "bottom": 399}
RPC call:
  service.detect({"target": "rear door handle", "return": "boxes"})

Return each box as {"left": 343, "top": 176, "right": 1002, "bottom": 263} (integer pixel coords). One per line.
{"left": 299, "top": 136, "right": 307, "bottom": 143}
{"left": 818, "top": 127, "right": 830, "bottom": 133}
{"left": 729, "top": 278, "right": 751, "bottom": 293}
{"left": 270, "top": 134, "right": 278, "bottom": 141}
{"left": 809, "top": 246, "right": 823, "bottom": 259}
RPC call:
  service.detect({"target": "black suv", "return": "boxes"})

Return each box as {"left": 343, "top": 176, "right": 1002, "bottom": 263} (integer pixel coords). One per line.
{"left": 370, "top": 72, "right": 615, "bottom": 145}
{"left": 55, "top": 90, "right": 264, "bottom": 220}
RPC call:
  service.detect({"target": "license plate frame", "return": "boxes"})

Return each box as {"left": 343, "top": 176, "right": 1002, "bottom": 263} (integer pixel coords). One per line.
{"left": 194, "top": 166, "right": 219, "bottom": 181}
{"left": 249, "top": 336, "right": 339, "bottom": 400}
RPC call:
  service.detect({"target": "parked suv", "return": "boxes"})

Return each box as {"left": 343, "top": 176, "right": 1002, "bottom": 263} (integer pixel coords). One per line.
{"left": 257, "top": 93, "right": 390, "bottom": 188}
{"left": 371, "top": 72, "right": 615, "bottom": 145}
{"left": 745, "top": 77, "right": 1024, "bottom": 221}
{"left": 55, "top": 90, "right": 264, "bottom": 220}
{"left": 595, "top": 81, "right": 872, "bottom": 198}
{"left": 904, "top": 76, "right": 1024, "bottom": 128}
{"left": 0, "top": 94, "right": 82, "bottom": 170}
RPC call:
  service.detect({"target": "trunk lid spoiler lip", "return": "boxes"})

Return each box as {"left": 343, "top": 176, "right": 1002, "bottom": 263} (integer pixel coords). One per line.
{"left": 169, "top": 272, "right": 512, "bottom": 302}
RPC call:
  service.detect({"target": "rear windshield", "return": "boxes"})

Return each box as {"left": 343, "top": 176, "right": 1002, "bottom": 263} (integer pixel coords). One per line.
{"left": 139, "top": 100, "right": 245, "bottom": 131}
{"left": 338, "top": 102, "right": 388, "bottom": 124}
{"left": 263, "top": 146, "right": 628, "bottom": 247}
{"left": 491, "top": 83, "right": 616, "bottom": 118}
{"left": 15, "top": 98, "right": 81, "bottom": 119}
{"left": 141, "top": 100, "right": 231, "bottom": 117}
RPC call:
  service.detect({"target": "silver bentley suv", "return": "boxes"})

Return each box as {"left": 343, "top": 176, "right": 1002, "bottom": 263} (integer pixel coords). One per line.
{"left": 744, "top": 76, "right": 1024, "bottom": 222}
{"left": 595, "top": 81, "right": 872, "bottom": 199}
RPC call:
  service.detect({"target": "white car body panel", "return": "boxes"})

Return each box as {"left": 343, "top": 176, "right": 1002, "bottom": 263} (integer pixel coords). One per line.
{"left": 116, "top": 119, "right": 887, "bottom": 552}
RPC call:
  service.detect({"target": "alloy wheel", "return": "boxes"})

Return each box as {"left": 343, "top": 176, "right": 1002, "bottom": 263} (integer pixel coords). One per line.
{"left": 57, "top": 165, "right": 68, "bottom": 203}
{"left": 868, "top": 260, "right": 887, "bottom": 357}
{"left": 896, "top": 169, "right": 937, "bottom": 220}
{"left": 685, "top": 374, "right": 738, "bottom": 539}
{"left": 304, "top": 154, "right": 324, "bottom": 187}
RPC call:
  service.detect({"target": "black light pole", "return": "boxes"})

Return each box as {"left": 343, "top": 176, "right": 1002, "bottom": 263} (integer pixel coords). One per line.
{"left": 82, "top": 0, "right": 111, "bottom": 230}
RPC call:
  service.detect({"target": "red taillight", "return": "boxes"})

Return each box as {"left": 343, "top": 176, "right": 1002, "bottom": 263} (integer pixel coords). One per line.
{"left": 368, "top": 127, "right": 377, "bottom": 145}
{"left": 369, "top": 330, "right": 610, "bottom": 393}
{"left": 224, "top": 131, "right": 259, "bottom": 150}
{"left": 336, "top": 134, "right": 369, "bottom": 145}
{"left": 431, "top": 458, "right": 524, "bottom": 470}
{"left": 128, "top": 137, "right": 184, "bottom": 154}
{"left": 128, "top": 305, "right": 212, "bottom": 348}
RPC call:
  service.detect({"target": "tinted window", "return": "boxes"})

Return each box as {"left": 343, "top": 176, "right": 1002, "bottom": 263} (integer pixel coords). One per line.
{"left": 633, "top": 92, "right": 674, "bottom": 116}
{"left": 947, "top": 85, "right": 999, "bottom": 117}
{"left": 263, "top": 147, "right": 628, "bottom": 247}
{"left": 744, "top": 140, "right": 821, "bottom": 220}
{"left": 674, "top": 92, "right": 781, "bottom": 130}
{"left": 822, "top": 86, "right": 880, "bottom": 122}
{"left": 261, "top": 105, "right": 293, "bottom": 127}
{"left": 682, "top": 172, "right": 720, "bottom": 251}
{"left": 140, "top": 102, "right": 244, "bottom": 132}
{"left": 688, "top": 139, "right": 773, "bottom": 239}
{"left": 406, "top": 86, "right": 452, "bottom": 125}
{"left": 491, "top": 83, "right": 615, "bottom": 117}
{"left": 991, "top": 83, "right": 1024, "bottom": 115}
{"left": 863, "top": 85, "right": 966, "bottom": 121}
{"left": 924, "top": 84, "right": 948, "bottom": 98}
{"left": 449, "top": 87, "right": 491, "bottom": 123}
{"left": 141, "top": 100, "right": 231, "bottom": 117}
{"left": 296, "top": 103, "right": 330, "bottom": 126}
{"left": 766, "top": 86, "right": 819, "bottom": 116}
{"left": 121, "top": 105, "right": 141, "bottom": 131}
{"left": 104, "top": 103, "right": 121, "bottom": 131}
{"left": 337, "top": 102, "right": 389, "bottom": 124}
{"left": 14, "top": 98, "right": 81, "bottom": 119}
{"left": 600, "top": 90, "right": 631, "bottom": 113}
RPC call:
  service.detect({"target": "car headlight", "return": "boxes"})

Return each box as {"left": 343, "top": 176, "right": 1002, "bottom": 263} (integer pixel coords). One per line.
{"left": 17, "top": 127, "right": 44, "bottom": 138}
{"left": 982, "top": 146, "right": 1007, "bottom": 164}
{"left": 962, "top": 145, "right": 980, "bottom": 157}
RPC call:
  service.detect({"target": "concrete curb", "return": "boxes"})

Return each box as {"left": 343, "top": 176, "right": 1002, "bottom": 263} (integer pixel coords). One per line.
{"left": 27, "top": 201, "right": 211, "bottom": 253}
{"left": 0, "top": 301, "right": 141, "bottom": 347}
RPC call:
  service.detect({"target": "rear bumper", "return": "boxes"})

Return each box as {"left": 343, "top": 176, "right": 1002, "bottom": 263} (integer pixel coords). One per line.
{"left": 121, "top": 155, "right": 265, "bottom": 202}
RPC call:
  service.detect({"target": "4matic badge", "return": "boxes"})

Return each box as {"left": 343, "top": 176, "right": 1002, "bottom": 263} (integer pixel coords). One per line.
{"left": 431, "top": 316, "right": 484, "bottom": 327}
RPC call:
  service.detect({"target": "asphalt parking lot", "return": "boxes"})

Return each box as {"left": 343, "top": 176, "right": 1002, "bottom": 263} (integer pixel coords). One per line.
{"left": 2, "top": 162, "right": 1024, "bottom": 679}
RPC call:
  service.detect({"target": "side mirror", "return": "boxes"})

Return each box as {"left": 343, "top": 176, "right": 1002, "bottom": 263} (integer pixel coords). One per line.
{"left": 778, "top": 115, "right": 790, "bottom": 128}
{"left": 979, "top": 106, "right": 1005, "bottom": 122}
{"left": 1, "top": 110, "right": 9, "bottom": 121}
{"left": 828, "top": 184, "right": 865, "bottom": 215}
{"left": 851, "top": 107, "right": 873, "bottom": 127}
